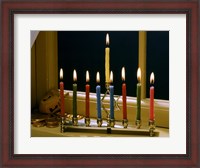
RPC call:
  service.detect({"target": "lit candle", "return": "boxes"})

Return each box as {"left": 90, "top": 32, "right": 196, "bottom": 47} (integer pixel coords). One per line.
{"left": 59, "top": 68, "right": 65, "bottom": 117}
{"left": 85, "top": 70, "right": 90, "bottom": 118}
{"left": 96, "top": 72, "right": 101, "bottom": 119}
{"left": 150, "top": 72, "right": 155, "bottom": 121}
{"left": 109, "top": 71, "right": 114, "bottom": 120}
{"left": 105, "top": 33, "right": 110, "bottom": 84}
{"left": 73, "top": 69, "right": 77, "bottom": 119}
{"left": 121, "top": 67, "right": 127, "bottom": 120}
{"left": 136, "top": 68, "right": 141, "bottom": 120}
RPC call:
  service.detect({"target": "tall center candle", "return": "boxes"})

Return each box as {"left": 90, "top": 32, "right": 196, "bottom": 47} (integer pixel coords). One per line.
{"left": 73, "top": 69, "right": 77, "bottom": 119}
{"left": 96, "top": 72, "right": 101, "bottom": 119}
{"left": 85, "top": 71, "right": 90, "bottom": 118}
{"left": 121, "top": 67, "right": 127, "bottom": 120}
{"left": 59, "top": 68, "right": 65, "bottom": 117}
{"left": 136, "top": 68, "right": 141, "bottom": 120}
{"left": 109, "top": 71, "right": 114, "bottom": 120}
{"left": 105, "top": 33, "right": 110, "bottom": 84}
{"left": 150, "top": 72, "right": 155, "bottom": 121}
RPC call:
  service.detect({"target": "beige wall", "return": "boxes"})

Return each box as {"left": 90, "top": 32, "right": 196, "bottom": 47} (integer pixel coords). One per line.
{"left": 31, "top": 31, "right": 58, "bottom": 109}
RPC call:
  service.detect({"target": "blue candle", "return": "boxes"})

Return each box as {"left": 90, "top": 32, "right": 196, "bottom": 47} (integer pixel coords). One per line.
{"left": 96, "top": 72, "right": 101, "bottom": 119}
{"left": 109, "top": 71, "right": 114, "bottom": 119}
{"left": 110, "top": 85, "right": 114, "bottom": 119}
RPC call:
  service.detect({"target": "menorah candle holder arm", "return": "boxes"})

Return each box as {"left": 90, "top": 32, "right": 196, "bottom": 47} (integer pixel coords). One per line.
{"left": 110, "top": 119, "right": 115, "bottom": 127}
{"left": 72, "top": 117, "right": 78, "bottom": 126}
{"left": 97, "top": 118, "right": 103, "bottom": 127}
{"left": 135, "top": 120, "right": 141, "bottom": 129}
{"left": 122, "top": 119, "right": 128, "bottom": 128}
{"left": 149, "top": 120, "right": 156, "bottom": 137}
{"left": 61, "top": 117, "right": 65, "bottom": 133}
{"left": 85, "top": 118, "right": 90, "bottom": 127}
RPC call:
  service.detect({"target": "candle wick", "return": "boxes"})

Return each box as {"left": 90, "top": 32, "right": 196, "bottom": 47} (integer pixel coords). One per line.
{"left": 150, "top": 83, "right": 154, "bottom": 87}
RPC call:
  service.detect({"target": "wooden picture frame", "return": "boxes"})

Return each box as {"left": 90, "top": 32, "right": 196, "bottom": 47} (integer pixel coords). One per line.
{"left": 1, "top": 0, "right": 199, "bottom": 167}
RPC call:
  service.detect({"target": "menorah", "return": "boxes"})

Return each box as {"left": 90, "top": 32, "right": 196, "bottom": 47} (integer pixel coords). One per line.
{"left": 60, "top": 83, "right": 157, "bottom": 137}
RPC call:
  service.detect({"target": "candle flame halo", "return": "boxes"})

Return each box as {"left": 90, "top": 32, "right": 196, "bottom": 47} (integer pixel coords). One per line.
{"left": 106, "top": 33, "right": 110, "bottom": 45}
{"left": 73, "top": 69, "right": 77, "bottom": 82}
{"left": 86, "top": 70, "right": 90, "bottom": 82}
{"left": 137, "top": 67, "right": 141, "bottom": 82}
{"left": 121, "top": 67, "right": 125, "bottom": 81}
{"left": 96, "top": 72, "right": 100, "bottom": 83}
{"left": 150, "top": 72, "right": 155, "bottom": 84}
{"left": 60, "top": 68, "right": 63, "bottom": 80}
{"left": 110, "top": 71, "right": 113, "bottom": 83}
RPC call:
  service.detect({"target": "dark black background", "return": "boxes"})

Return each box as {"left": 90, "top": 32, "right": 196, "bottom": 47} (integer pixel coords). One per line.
{"left": 58, "top": 31, "right": 169, "bottom": 100}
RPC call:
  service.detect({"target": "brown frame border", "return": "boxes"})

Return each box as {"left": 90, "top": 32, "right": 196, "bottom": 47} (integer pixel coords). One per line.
{"left": 1, "top": 0, "right": 199, "bottom": 167}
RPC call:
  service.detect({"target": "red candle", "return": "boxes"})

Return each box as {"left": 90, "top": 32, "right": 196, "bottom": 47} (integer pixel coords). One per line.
{"left": 60, "top": 68, "right": 65, "bottom": 117}
{"left": 85, "top": 71, "right": 90, "bottom": 118}
{"left": 150, "top": 72, "right": 155, "bottom": 121}
{"left": 121, "top": 67, "right": 127, "bottom": 119}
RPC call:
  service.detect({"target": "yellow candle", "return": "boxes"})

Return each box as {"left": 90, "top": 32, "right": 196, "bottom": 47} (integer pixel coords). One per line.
{"left": 105, "top": 33, "right": 110, "bottom": 84}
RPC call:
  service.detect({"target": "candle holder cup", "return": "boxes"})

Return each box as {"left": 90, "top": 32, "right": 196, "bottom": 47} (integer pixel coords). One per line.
{"left": 97, "top": 118, "right": 102, "bottom": 127}
{"left": 107, "top": 118, "right": 111, "bottom": 127}
{"left": 85, "top": 118, "right": 90, "bottom": 127}
{"left": 135, "top": 120, "right": 141, "bottom": 129}
{"left": 122, "top": 119, "right": 128, "bottom": 128}
{"left": 60, "top": 117, "right": 65, "bottom": 133}
{"left": 72, "top": 117, "right": 78, "bottom": 126}
{"left": 110, "top": 119, "right": 115, "bottom": 127}
{"left": 149, "top": 120, "right": 155, "bottom": 137}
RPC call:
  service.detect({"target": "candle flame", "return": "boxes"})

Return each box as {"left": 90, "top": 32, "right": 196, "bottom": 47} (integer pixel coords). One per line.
{"left": 86, "top": 70, "right": 90, "bottom": 82}
{"left": 96, "top": 72, "right": 100, "bottom": 83}
{"left": 137, "top": 67, "right": 141, "bottom": 82}
{"left": 73, "top": 69, "right": 77, "bottom": 82}
{"left": 60, "top": 68, "right": 63, "bottom": 80}
{"left": 110, "top": 71, "right": 113, "bottom": 83}
{"left": 121, "top": 67, "right": 125, "bottom": 81}
{"left": 150, "top": 72, "right": 155, "bottom": 84}
{"left": 106, "top": 33, "right": 109, "bottom": 45}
